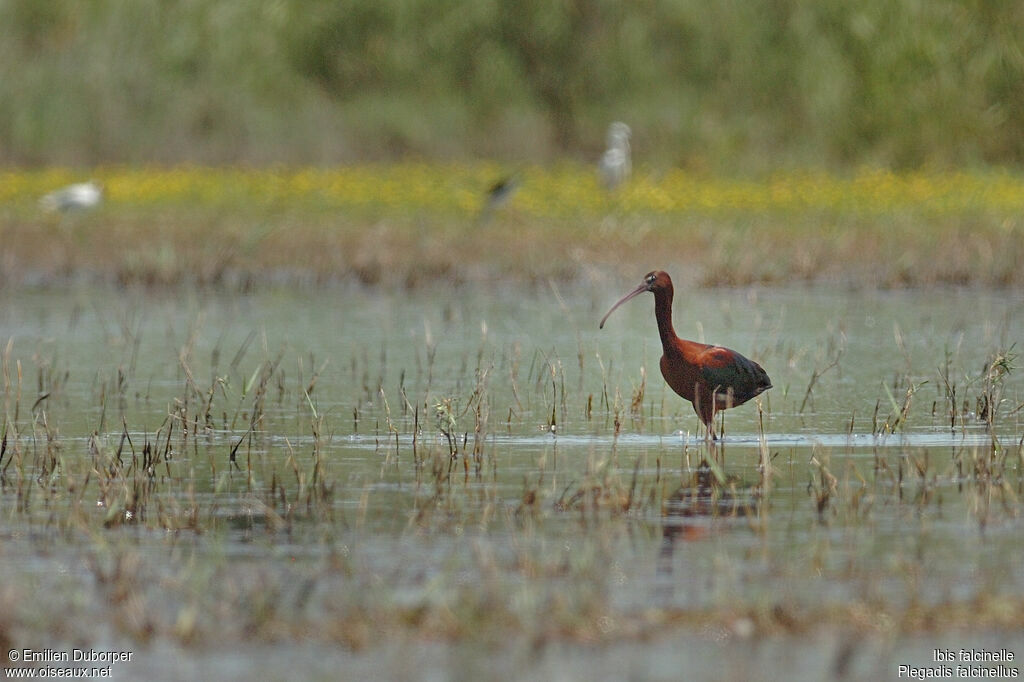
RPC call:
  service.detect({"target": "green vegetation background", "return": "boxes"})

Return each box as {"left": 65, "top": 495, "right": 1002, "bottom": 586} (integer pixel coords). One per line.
{"left": 3, "top": 0, "right": 1023, "bottom": 172}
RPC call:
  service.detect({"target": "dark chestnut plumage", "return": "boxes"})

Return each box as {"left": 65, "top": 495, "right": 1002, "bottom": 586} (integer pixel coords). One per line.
{"left": 600, "top": 270, "right": 771, "bottom": 439}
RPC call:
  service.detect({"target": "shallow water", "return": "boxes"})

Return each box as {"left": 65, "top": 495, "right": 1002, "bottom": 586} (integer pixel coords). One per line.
{"left": 0, "top": 282, "right": 1021, "bottom": 680}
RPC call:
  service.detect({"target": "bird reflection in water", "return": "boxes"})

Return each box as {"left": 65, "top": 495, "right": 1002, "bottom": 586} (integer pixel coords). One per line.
{"left": 657, "top": 455, "right": 762, "bottom": 580}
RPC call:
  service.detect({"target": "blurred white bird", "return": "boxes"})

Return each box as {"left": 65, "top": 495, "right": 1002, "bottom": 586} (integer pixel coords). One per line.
{"left": 599, "top": 122, "right": 632, "bottom": 190}
{"left": 40, "top": 181, "right": 103, "bottom": 213}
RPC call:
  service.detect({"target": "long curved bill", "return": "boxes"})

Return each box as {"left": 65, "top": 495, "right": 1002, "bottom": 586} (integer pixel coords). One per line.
{"left": 599, "top": 283, "right": 648, "bottom": 329}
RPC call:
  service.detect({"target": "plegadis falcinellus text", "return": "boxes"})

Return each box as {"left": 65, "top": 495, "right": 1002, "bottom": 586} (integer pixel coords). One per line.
{"left": 600, "top": 270, "right": 771, "bottom": 439}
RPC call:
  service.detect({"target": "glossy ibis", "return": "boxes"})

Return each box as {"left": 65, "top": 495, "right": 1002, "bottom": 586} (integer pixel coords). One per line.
{"left": 600, "top": 270, "right": 771, "bottom": 439}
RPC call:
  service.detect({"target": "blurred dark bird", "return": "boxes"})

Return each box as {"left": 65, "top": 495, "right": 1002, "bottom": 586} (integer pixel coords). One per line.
{"left": 40, "top": 181, "right": 103, "bottom": 213}
{"left": 478, "top": 173, "right": 519, "bottom": 224}
{"left": 600, "top": 270, "right": 772, "bottom": 439}
{"left": 599, "top": 122, "right": 632, "bottom": 190}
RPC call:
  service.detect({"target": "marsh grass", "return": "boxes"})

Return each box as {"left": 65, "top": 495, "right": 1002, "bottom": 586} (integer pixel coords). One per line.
{"left": 0, "top": 289, "right": 1021, "bottom": 663}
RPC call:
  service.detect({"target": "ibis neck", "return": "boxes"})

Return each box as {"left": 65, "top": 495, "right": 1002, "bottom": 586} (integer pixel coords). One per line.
{"left": 653, "top": 288, "right": 678, "bottom": 350}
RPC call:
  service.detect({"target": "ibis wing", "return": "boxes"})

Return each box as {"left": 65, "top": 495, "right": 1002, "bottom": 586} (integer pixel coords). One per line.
{"left": 697, "top": 346, "right": 771, "bottom": 405}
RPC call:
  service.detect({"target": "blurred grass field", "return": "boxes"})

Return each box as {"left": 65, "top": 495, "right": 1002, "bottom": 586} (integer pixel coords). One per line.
{"left": 2, "top": 1, "right": 1024, "bottom": 172}
{"left": 2, "top": 164, "right": 1023, "bottom": 289}
{"left": 4, "top": 2, "right": 1024, "bottom": 291}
